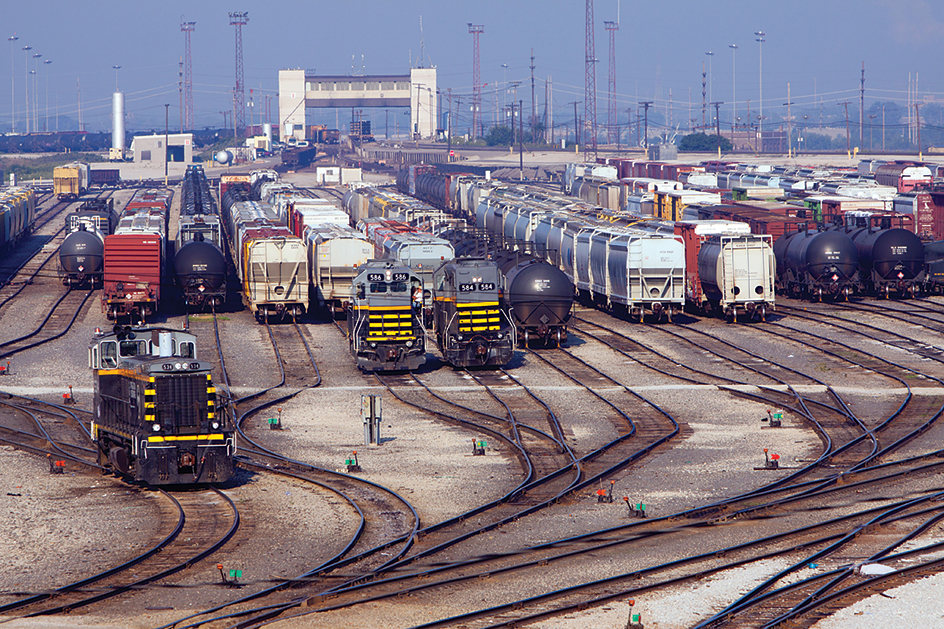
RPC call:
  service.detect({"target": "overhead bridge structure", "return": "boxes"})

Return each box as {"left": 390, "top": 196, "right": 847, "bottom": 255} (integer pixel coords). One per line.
{"left": 279, "top": 68, "right": 438, "bottom": 141}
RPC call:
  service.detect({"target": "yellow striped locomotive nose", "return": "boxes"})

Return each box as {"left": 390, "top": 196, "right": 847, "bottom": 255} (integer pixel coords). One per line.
{"left": 366, "top": 307, "right": 416, "bottom": 341}
{"left": 457, "top": 301, "right": 501, "bottom": 333}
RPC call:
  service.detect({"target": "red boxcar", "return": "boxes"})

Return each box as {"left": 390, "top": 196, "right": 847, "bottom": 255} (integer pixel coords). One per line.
{"left": 710, "top": 207, "right": 816, "bottom": 243}
{"left": 103, "top": 234, "right": 163, "bottom": 321}
{"left": 893, "top": 191, "right": 944, "bottom": 241}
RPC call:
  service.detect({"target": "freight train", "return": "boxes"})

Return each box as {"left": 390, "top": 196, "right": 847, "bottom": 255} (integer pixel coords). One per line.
{"left": 59, "top": 198, "right": 118, "bottom": 288}
{"left": 223, "top": 195, "right": 308, "bottom": 321}
{"left": 174, "top": 165, "right": 227, "bottom": 311}
{"left": 53, "top": 162, "right": 90, "bottom": 200}
{"left": 102, "top": 189, "right": 173, "bottom": 321}
{"left": 0, "top": 186, "right": 36, "bottom": 253}
{"left": 89, "top": 325, "right": 234, "bottom": 485}
{"left": 773, "top": 228, "right": 861, "bottom": 301}
{"left": 348, "top": 261, "right": 426, "bottom": 371}
{"left": 835, "top": 215, "right": 926, "bottom": 297}
{"left": 447, "top": 233, "right": 574, "bottom": 347}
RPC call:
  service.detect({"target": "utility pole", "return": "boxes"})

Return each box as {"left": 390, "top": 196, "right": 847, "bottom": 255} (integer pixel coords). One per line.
{"left": 839, "top": 100, "right": 851, "bottom": 158}
{"left": 178, "top": 57, "right": 183, "bottom": 133}
{"left": 729, "top": 44, "right": 738, "bottom": 141}
{"left": 570, "top": 100, "right": 581, "bottom": 147}
{"left": 783, "top": 83, "right": 794, "bottom": 158}
{"left": 882, "top": 104, "right": 885, "bottom": 152}
{"left": 164, "top": 103, "right": 169, "bottom": 186}
{"left": 859, "top": 62, "right": 865, "bottom": 146}
{"left": 529, "top": 48, "right": 536, "bottom": 143}
{"left": 640, "top": 101, "right": 653, "bottom": 149}
{"left": 468, "top": 23, "right": 484, "bottom": 140}
{"left": 868, "top": 114, "right": 876, "bottom": 151}
{"left": 508, "top": 81, "right": 521, "bottom": 143}
{"left": 519, "top": 100, "right": 524, "bottom": 179}
{"left": 755, "top": 31, "right": 764, "bottom": 134}
{"left": 916, "top": 102, "right": 922, "bottom": 160}
{"left": 701, "top": 61, "right": 706, "bottom": 129}
{"left": 711, "top": 101, "right": 723, "bottom": 157}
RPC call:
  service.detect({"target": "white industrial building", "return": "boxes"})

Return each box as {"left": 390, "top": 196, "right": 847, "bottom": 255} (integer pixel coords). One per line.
{"left": 279, "top": 67, "right": 438, "bottom": 141}
{"left": 129, "top": 134, "right": 194, "bottom": 166}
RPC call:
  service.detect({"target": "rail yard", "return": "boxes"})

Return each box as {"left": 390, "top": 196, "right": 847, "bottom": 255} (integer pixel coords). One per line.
{"left": 3, "top": 154, "right": 944, "bottom": 629}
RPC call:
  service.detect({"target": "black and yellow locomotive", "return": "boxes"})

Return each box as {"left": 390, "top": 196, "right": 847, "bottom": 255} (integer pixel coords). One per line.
{"left": 431, "top": 258, "right": 514, "bottom": 368}
{"left": 348, "top": 261, "right": 427, "bottom": 371}
{"left": 89, "top": 325, "right": 234, "bottom": 485}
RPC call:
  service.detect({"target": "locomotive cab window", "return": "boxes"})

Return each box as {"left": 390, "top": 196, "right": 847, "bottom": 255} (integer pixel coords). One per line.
{"left": 179, "top": 341, "right": 195, "bottom": 358}
{"left": 391, "top": 281, "right": 408, "bottom": 293}
{"left": 356, "top": 283, "right": 365, "bottom": 299}
{"left": 120, "top": 340, "right": 147, "bottom": 357}
{"left": 101, "top": 342, "right": 117, "bottom": 368}
{"left": 370, "top": 282, "right": 387, "bottom": 294}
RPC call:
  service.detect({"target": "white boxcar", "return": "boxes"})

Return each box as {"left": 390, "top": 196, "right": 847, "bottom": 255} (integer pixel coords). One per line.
{"left": 698, "top": 234, "right": 775, "bottom": 321}
{"left": 305, "top": 223, "right": 372, "bottom": 313}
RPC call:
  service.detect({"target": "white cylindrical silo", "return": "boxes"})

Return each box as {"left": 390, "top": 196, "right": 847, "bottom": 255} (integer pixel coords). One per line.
{"left": 263, "top": 123, "right": 272, "bottom": 145}
{"left": 112, "top": 91, "right": 125, "bottom": 151}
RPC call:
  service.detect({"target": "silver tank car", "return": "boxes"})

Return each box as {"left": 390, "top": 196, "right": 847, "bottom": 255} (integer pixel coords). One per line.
{"left": 348, "top": 261, "right": 426, "bottom": 371}
{"left": 698, "top": 234, "right": 776, "bottom": 322}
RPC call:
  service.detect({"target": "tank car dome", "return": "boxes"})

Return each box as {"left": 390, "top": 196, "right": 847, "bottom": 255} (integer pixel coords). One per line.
{"left": 215, "top": 150, "right": 233, "bottom": 165}
{"left": 60, "top": 229, "right": 105, "bottom": 273}
{"left": 174, "top": 241, "right": 227, "bottom": 290}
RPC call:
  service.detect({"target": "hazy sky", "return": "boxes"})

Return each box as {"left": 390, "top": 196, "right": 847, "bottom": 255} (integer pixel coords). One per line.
{"left": 2, "top": 0, "right": 941, "bottom": 134}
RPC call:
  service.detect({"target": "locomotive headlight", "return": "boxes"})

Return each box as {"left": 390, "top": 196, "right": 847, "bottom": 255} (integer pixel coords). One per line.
{"left": 370, "top": 342, "right": 377, "bottom": 348}
{"left": 405, "top": 340, "right": 413, "bottom": 347}
{"left": 211, "top": 421, "right": 220, "bottom": 430}
{"left": 175, "top": 362, "right": 183, "bottom": 370}
{"left": 457, "top": 334, "right": 463, "bottom": 341}
{"left": 497, "top": 333, "right": 503, "bottom": 339}
{"left": 152, "top": 423, "right": 161, "bottom": 432}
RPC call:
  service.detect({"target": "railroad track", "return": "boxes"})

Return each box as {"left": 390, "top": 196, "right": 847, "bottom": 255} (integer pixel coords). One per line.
{"left": 0, "top": 487, "right": 238, "bottom": 618}
{"left": 0, "top": 190, "right": 113, "bottom": 298}
{"left": 163, "top": 305, "right": 944, "bottom": 628}
{"left": 0, "top": 288, "right": 95, "bottom": 359}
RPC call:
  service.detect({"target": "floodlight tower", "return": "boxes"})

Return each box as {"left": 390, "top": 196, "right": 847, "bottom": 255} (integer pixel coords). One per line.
{"left": 230, "top": 11, "right": 248, "bottom": 135}
{"left": 468, "top": 23, "right": 484, "bottom": 139}
{"left": 181, "top": 19, "right": 196, "bottom": 131}
{"left": 585, "top": 0, "right": 598, "bottom": 158}
{"left": 8, "top": 35, "right": 18, "bottom": 133}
